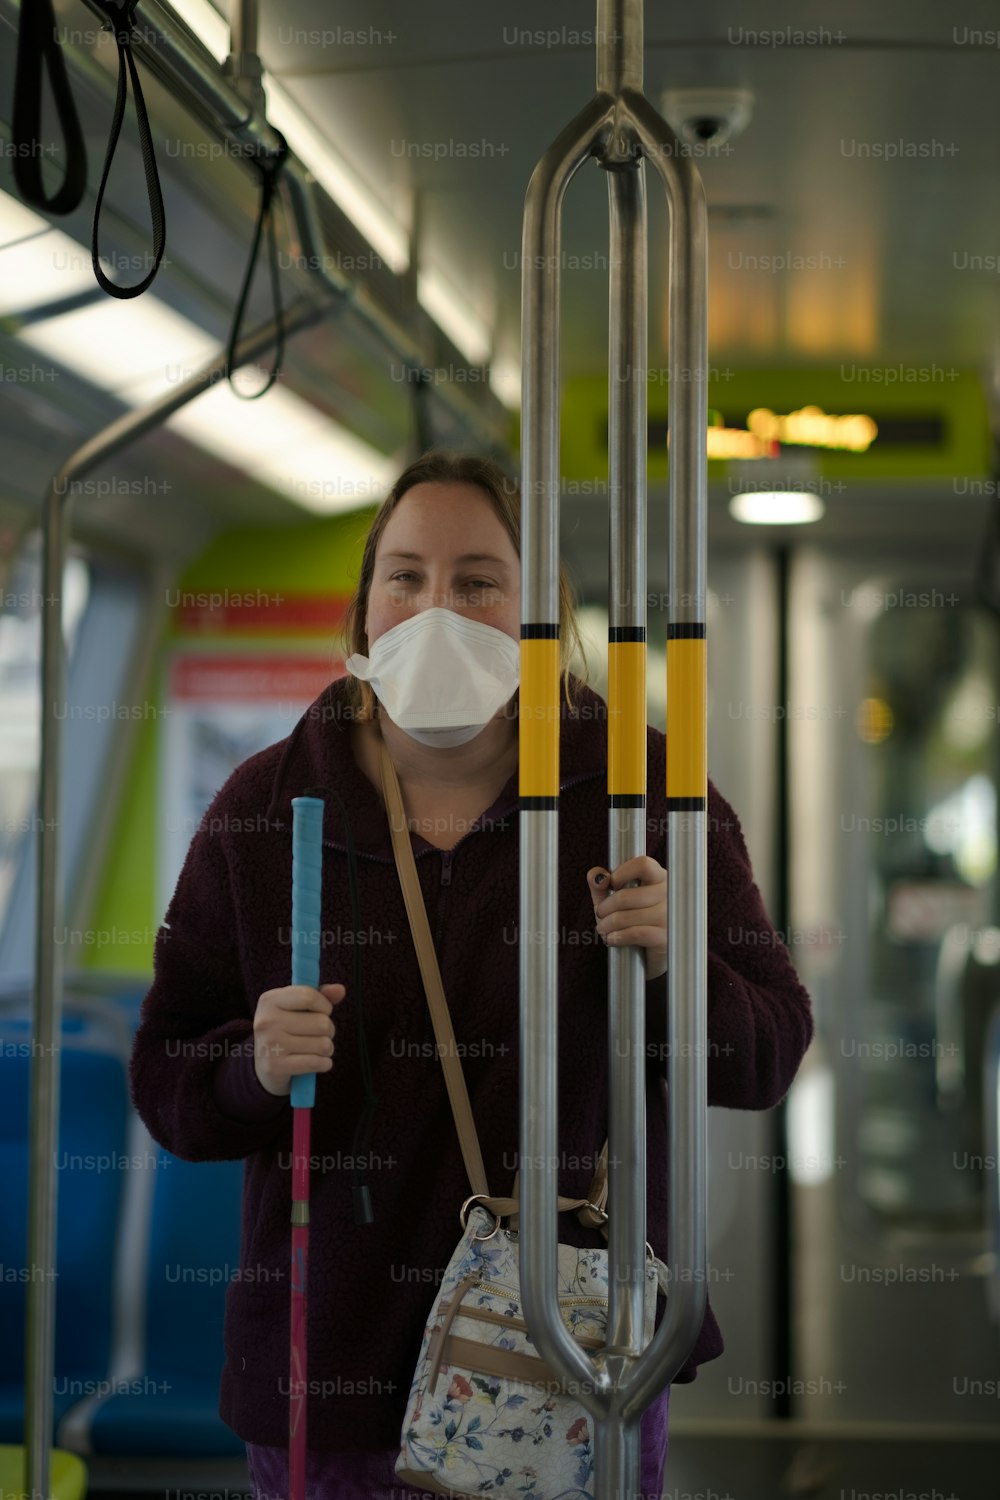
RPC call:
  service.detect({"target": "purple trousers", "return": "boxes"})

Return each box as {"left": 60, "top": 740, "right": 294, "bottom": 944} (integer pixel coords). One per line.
{"left": 246, "top": 1387, "right": 669, "bottom": 1499}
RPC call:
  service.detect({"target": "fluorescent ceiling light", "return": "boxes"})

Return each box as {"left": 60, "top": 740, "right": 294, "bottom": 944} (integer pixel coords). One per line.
{"left": 266, "top": 86, "right": 497, "bottom": 369}
{"left": 0, "top": 188, "right": 49, "bottom": 242}
{"left": 264, "top": 84, "right": 410, "bottom": 275}
{"left": 166, "top": 0, "right": 230, "bottom": 62}
{"left": 21, "top": 296, "right": 218, "bottom": 399}
{"left": 168, "top": 381, "right": 396, "bottom": 512}
{"left": 489, "top": 355, "right": 521, "bottom": 410}
{"left": 20, "top": 288, "right": 392, "bottom": 513}
{"left": 729, "top": 491, "right": 825, "bottom": 525}
{"left": 417, "top": 268, "right": 491, "bottom": 366}
{"left": 0, "top": 191, "right": 97, "bottom": 315}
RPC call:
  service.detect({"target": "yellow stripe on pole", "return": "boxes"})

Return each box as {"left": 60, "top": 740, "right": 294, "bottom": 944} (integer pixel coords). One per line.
{"left": 608, "top": 639, "right": 646, "bottom": 797}
{"left": 666, "top": 636, "right": 707, "bottom": 797}
{"left": 520, "top": 636, "right": 560, "bottom": 797}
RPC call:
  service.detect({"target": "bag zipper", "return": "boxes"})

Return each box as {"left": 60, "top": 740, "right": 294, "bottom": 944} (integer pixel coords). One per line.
{"left": 474, "top": 1277, "right": 608, "bottom": 1308}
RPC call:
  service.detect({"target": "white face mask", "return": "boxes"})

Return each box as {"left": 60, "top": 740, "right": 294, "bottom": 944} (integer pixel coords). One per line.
{"left": 345, "top": 607, "right": 520, "bottom": 747}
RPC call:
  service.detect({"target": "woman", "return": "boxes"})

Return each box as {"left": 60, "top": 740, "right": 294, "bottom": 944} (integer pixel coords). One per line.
{"left": 130, "top": 451, "right": 815, "bottom": 1499}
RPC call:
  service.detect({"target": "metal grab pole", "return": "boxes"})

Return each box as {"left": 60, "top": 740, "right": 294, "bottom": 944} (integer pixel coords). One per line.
{"left": 518, "top": 0, "right": 708, "bottom": 1495}
{"left": 601, "top": 158, "right": 649, "bottom": 1484}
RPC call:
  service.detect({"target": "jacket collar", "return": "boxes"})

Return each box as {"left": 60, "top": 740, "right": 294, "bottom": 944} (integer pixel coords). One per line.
{"left": 264, "top": 671, "right": 609, "bottom": 854}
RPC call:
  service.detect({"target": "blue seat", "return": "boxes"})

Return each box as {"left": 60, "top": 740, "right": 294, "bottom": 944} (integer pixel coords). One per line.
{"left": 2, "top": 984, "right": 249, "bottom": 1461}
{"left": 82, "top": 1151, "right": 246, "bottom": 1457}
{"left": 0, "top": 1012, "right": 128, "bottom": 1444}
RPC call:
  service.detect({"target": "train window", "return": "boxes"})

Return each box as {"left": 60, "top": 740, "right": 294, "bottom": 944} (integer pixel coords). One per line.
{"left": 854, "top": 596, "right": 998, "bottom": 1230}
{"left": 0, "top": 532, "right": 145, "bottom": 982}
{"left": 0, "top": 535, "right": 89, "bottom": 922}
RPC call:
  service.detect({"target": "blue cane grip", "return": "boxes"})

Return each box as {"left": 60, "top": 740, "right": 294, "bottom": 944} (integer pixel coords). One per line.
{"left": 291, "top": 796, "right": 324, "bottom": 1109}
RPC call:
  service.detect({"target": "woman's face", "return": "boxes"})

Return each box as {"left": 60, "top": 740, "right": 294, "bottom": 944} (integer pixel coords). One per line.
{"left": 365, "top": 481, "right": 521, "bottom": 649}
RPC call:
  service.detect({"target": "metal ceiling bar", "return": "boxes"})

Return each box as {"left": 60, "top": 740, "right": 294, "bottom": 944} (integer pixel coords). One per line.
{"left": 519, "top": 0, "right": 709, "bottom": 1493}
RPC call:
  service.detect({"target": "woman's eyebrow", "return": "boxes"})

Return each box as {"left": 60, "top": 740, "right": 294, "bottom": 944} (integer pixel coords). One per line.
{"left": 380, "top": 550, "right": 510, "bottom": 569}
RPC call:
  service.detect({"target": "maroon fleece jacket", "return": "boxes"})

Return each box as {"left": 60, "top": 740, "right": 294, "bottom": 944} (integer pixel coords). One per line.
{"left": 129, "top": 672, "right": 814, "bottom": 1452}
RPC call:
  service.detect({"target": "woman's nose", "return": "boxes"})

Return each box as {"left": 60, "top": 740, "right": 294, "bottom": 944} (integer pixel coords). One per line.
{"left": 417, "top": 586, "right": 464, "bottom": 608}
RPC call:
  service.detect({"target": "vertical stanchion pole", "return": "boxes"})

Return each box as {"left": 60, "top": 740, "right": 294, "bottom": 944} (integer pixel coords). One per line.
{"left": 599, "top": 157, "right": 649, "bottom": 1492}
{"left": 517, "top": 0, "right": 710, "bottom": 1492}
{"left": 24, "top": 488, "right": 67, "bottom": 1500}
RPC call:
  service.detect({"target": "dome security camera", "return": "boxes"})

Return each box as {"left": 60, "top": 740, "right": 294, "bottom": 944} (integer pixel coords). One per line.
{"left": 660, "top": 87, "right": 754, "bottom": 148}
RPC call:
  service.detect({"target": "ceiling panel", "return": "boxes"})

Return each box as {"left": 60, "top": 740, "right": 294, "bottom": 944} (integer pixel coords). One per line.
{"left": 257, "top": 0, "right": 1000, "bottom": 378}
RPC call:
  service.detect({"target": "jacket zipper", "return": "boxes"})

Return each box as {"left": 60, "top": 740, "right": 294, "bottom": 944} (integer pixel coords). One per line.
{"left": 272, "top": 769, "right": 602, "bottom": 872}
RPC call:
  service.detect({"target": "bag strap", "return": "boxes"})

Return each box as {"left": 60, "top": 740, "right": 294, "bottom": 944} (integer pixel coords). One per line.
{"left": 376, "top": 730, "right": 608, "bottom": 1234}
{"left": 377, "top": 731, "right": 490, "bottom": 1198}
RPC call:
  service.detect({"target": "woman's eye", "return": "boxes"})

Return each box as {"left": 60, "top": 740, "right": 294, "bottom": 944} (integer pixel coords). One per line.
{"left": 388, "top": 574, "right": 496, "bottom": 590}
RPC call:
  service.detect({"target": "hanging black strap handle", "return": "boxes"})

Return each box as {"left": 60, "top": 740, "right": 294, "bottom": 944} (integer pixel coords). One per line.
{"left": 91, "top": 0, "right": 166, "bottom": 298}
{"left": 224, "top": 131, "right": 290, "bottom": 399}
{"left": 12, "top": 0, "right": 87, "bottom": 215}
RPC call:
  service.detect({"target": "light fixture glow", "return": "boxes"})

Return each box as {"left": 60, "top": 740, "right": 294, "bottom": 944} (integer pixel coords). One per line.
{"left": 0, "top": 188, "right": 50, "bottom": 244}
{"left": 169, "top": 382, "right": 396, "bottom": 513}
{"left": 165, "top": 0, "right": 231, "bottom": 62}
{"left": 729, "top": 491, "right": 825, "bottom": 525}
{"left": 0, "top": 192, "right": 98, "bottom": 316}
{"left": 488, "top": 355, "right": 521, "bottom": 410}
{"left": 21, "top": 297, "right": 218, "bottom": 398}
{"left": 856, "top": 696, "right": 894, "bottom": 744}
{"left": 264, "top": 84, "right": 410, "bottom": 275}
{"left": 416, "top": 268, "right": 492, "bottom": 366}
{"left": 748, "top": 405, "right": 877, "bottom": 452}
{"left": 20, "top": 288, "right": 392, "bottom": 513}
{"left": 786, "top": 1065, "right": 836, "bottom": 1185}
{"left": 706, "top": 424, "right": 776, "bottom": 460}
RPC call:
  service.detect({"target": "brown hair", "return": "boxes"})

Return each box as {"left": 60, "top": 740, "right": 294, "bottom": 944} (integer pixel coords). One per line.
{"left": 339, "top": 450, "right": 588, "bottom": 722}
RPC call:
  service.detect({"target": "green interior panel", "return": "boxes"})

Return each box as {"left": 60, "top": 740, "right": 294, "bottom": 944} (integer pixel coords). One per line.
{"left": 83, "top": 506, "right": 378, "bottom": 974}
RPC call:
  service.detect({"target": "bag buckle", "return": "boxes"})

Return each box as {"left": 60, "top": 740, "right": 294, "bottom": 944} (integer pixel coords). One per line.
{"left": 459, "top": 1194, "right": 501, "bottom": 1242}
